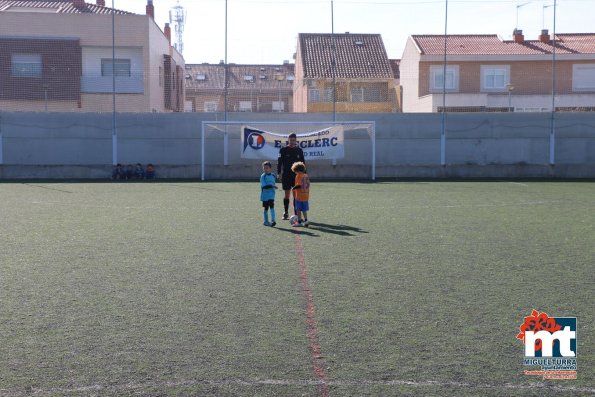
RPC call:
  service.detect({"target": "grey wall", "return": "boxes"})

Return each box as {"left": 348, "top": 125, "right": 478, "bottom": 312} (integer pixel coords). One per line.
{"left": 0, "top": 111, "right": 594, "bottom": 179}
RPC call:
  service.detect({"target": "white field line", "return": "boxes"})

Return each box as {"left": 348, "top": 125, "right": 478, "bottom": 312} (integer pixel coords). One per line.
{"left": 509, "top": 182, "right": 529, "bottom": 187}
{"left": 1, "top": 378, "right": 593, "bottom": 396}
{"left": 23, "top": 199, "right": 571, "bottom": 211}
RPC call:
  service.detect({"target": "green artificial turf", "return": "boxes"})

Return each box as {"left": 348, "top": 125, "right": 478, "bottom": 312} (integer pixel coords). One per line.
{"left": 0, "top": 181, "right": 593, "bottom": 396}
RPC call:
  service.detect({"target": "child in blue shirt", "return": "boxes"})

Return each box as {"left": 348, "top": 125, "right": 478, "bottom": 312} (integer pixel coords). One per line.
{"left": 134, "top": 163, "right": 145, "bottom": 179}
{"left": 260, "top": 161, "right": 277, "bottom": 226}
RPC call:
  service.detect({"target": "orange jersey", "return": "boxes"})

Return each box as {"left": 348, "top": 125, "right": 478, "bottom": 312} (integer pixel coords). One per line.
{"left": 293, "top": 172, "right": 310, "bottom": 201}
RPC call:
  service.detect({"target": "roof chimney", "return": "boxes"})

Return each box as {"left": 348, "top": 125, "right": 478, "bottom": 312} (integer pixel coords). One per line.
{"left": 513, "top": 29, "right": 524, "bottom": 44}
{"left": 73, "top": 0, "right": 85, "bottom": 8}
{"left": 539, "top": 29, "right": 550, "bottom": 44}
{"left": 146, "top": 0, "right": 155, "bottom": 19}
{"left": 164, "top": 23, "right": 171, "bottom": 45}
{"left": 96, "top": 0, "right": 105, "bottom": 6}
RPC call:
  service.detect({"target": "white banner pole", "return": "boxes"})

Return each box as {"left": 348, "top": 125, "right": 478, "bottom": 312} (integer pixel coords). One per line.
{"left": 112, "top": 131, "right": 117, "bottom": 166}
{"left": 372, "top": 124, "right": 376, "bottom": 181}
{"left": 201, "top": 123, "right": 205, "bottom": 181}
{"left": 223, "top": 129, "right": 229, "bottom": 166}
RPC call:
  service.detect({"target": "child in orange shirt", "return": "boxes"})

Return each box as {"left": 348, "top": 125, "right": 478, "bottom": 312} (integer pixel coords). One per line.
{"left": 291, "top": 161, "right": 310, "bottom": 227}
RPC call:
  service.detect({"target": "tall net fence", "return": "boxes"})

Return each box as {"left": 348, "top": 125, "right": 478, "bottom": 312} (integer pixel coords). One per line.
{"left": 0, "top": 0, "right": 593, "bottom": 116}
{"left": 0, "top": 0, "right": 594, "bottom": 177}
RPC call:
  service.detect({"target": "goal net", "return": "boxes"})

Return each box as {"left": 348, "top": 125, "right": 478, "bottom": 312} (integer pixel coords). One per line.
{"left": 201, "top": 121, "right": 375, "bottom": 180}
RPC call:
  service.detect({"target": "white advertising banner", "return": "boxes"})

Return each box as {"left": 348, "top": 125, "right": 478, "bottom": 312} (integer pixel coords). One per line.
{"left": 241, "top": 125, "right": 344, "bottom": 160}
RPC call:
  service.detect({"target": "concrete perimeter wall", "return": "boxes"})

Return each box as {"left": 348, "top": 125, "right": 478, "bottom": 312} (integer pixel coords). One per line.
{"left": 0, "top": 111, "right": 594, "bottom": 179}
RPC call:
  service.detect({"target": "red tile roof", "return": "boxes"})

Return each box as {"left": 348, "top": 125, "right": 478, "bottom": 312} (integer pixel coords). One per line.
{"left": 412, "top": 33, "right": 595, "bottom": 55}
{"left": 299, "top": 33, "right": 393, "bottom": 79}
{"left": 0, "top": 0, "right": 133, "bottom": 14}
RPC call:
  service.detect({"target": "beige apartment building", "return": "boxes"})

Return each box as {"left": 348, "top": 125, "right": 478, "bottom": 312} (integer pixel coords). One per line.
{"left": 400, "top": 30, "right": 595, "bottom": 112}
{"left": 184, "top": 62, "right": 295, "bottom": 113}
{"left": 0, "top": 0, "right": 184, "bottom": 112}
{"left": 293, "top": 33, "right": 400, "bottom": 113}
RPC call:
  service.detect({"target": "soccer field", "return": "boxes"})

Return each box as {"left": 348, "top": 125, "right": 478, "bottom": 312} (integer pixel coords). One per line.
{"left": 0, "top": 181, "right": 593, "bottom": 396}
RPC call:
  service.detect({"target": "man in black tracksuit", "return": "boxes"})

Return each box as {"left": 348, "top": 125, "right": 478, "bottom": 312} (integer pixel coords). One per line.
{"left": 277, "top": 133, "right": 305, "bottom": 219}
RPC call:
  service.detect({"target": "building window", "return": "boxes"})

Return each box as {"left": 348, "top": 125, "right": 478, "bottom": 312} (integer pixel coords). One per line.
{"left": 11, "top": 54, "right": 42, "bottom": 77}
{"left": 323, "top": 87, "right": 334, "bottom": 102}
{"left": 101, "top": 58, "right": 131, "bottom": 77}
{"left": 572, "top": 64, "right": 595, "bottom": 91}
{"left": 204, "top": 101, "right": 217, "bottom": 112}
{"left": 481, "top": 65, "right": 509, "bottom": 91}
{"left": 351, "top": 88, "right": 364, "bottom": 102}
{"left": 159, "top": 66, "right": 164, "bottom": 87}
{"left": 351, "top": 86, "right": 384, "bottom": 102}
{"left": 272, "top": 101, "right": 285, "bottom": 112}
{"left": 239, "top": 101, "right": 252, "bottom": 112}
{"left": 366, "top": 88, "right": 382, "bottom": 102}
{"left": 430, "top": 65, "right": 459, "bottom": 92}
{"left": 309, "top": 89, "right": 320, "bottom": 103}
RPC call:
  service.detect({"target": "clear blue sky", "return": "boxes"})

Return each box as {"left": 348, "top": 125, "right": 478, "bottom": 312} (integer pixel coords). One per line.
{"left": 114, "top": 0, "right": 595, "bottom": 64}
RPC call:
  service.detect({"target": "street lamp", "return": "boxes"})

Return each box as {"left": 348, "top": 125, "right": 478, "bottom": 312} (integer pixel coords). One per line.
{"left": 506, "top": 83, "right": 515, "bottom": 112}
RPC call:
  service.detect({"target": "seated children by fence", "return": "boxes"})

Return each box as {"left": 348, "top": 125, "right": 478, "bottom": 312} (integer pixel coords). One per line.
{"left": 125, "top": 164, "right": 134, "bottom": 180}
{"left": 112, "top": 163, "right": 125, "bottom": 180}
{"left": 145, "top": 163, "right": 156, "bottom": 179}
{"left": 134, "top": 163, "right": 145, "bottom": 179}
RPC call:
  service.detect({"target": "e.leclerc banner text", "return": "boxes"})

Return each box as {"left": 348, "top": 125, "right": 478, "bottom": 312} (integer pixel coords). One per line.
{"left": 241, "top": 126, "right": 344, "bottom": 160}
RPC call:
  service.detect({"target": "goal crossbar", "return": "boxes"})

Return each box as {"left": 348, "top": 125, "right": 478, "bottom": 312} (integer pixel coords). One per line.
{"left": 200, "top": 120, "right": 376, "bottom": 181}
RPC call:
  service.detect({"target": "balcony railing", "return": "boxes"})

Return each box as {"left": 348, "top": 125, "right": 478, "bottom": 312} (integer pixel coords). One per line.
{"left": 81, "top": 72, "right": 144, "bottom": 94}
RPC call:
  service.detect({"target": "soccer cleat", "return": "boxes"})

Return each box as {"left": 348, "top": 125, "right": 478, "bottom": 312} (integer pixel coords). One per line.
{"left": 303, "top": 220, "right": 309, "bottom": 227}
{"left": 263, "top": 221, "right": 271, "bottom": 226}
{"left": 271, "top": 221, "right": 276, "bottom": 227}
{"left": 282, "top": 213, "right": 289, "bottom": 220}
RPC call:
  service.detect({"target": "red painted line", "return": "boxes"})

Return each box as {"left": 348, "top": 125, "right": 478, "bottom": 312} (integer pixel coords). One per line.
{"left": 294, "top": 233, "right": 329, "bottom": 397}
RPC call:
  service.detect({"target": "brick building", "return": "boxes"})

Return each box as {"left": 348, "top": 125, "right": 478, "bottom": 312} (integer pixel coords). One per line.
{"left": 400, "top": 30, "right": 595, "bottom": 112}
{"left": 0, "top": 0, "right": 185, "bottom": 112}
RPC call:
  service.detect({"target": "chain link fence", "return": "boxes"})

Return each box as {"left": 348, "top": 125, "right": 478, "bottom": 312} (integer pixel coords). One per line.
{"left": 0, "top": 0, "right": 594, "bottom": 176}
{"left": 1, "top": 0, "right": 592, "bottom": 116}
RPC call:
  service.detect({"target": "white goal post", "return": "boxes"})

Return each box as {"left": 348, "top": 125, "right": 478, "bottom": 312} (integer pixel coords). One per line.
{"left": 200, "top": 121, "right": 376, "bottom": 181}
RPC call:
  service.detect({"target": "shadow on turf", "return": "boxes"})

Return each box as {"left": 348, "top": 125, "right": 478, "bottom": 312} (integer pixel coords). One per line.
{"left": 307, "top": 221, "right": 368, "bottom": 236}
{"left": 274, "top": 225, "right": 319, "bottom": 237}
{"left": 274, "top": 221, "right": 367, "bottom": 237}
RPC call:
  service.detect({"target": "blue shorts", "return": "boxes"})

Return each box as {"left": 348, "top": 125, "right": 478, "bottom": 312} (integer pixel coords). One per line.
{"left": 295, "top": 200, "right": 309, "bottom": 212}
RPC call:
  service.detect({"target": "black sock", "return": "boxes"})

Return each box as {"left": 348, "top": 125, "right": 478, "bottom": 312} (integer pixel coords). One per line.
{"left": 283, "top": 198, "right": 289, "bottom": 213}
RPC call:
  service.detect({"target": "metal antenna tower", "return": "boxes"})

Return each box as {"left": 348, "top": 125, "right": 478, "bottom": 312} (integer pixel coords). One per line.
{"left": 169, "top": 0, "right": 186, "bottom": 54}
